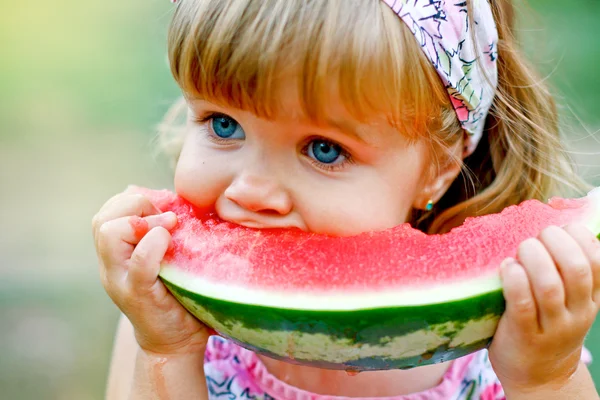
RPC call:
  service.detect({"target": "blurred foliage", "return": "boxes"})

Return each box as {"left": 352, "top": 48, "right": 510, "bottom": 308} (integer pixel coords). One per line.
{"left": 0, "top": 1, "right": 599, "bottom": 399}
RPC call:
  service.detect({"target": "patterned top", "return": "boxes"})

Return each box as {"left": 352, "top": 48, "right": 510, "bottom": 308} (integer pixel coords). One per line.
{"left": 203, "top": 336, "right": 593, "bottom": 400}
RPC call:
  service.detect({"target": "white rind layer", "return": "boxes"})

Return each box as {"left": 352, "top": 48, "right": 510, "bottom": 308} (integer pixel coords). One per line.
{"left": 159, "top": 265, "right": 502, "bottom": 310}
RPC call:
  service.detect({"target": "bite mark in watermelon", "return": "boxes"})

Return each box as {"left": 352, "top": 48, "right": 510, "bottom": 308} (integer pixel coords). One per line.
{"left": 138, "top": 187, "right": 600, "bottom": 370}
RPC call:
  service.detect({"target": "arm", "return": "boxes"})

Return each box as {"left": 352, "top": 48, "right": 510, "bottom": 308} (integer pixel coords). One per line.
{"left": 504, "top": 363, "right": 600, "bottom": 400}
{"left": 106, "top": 315, "right": 136, "bottom": 399}
{"left": 106, "top": 315, "right": 209, "bottom": 400}
{"left": 503, "top": 362, "right": 599, "bottom": 400}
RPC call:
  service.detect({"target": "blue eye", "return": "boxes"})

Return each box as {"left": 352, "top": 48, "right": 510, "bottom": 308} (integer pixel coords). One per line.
{"left": 211, "top": 115, "right": 245, "bottom": 139}
{"left": 307, "top": 139, "right": 344, "bottom": 164}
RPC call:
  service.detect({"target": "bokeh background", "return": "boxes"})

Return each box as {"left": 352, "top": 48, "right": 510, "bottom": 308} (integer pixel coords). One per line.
{"left": 1, "top": 1, "right": 599, "bottom": 398}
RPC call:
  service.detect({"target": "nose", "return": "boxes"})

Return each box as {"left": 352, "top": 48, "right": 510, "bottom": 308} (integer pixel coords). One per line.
{"left": 224, "top": 172, "right": 293, "bottom": 215}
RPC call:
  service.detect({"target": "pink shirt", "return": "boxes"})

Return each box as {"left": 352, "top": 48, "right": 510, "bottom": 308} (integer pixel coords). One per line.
{"left": 203, "top": 336, "right": 592, "bottom": 399}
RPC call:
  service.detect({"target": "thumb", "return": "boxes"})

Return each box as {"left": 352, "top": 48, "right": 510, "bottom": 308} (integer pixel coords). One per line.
{"left": 127, "top": 226, "right": 171, "bottom": 293}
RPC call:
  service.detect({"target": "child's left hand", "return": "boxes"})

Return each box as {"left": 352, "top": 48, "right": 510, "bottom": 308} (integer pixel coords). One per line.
{"left": 488, "top": 224, "right": 600, "bottom": 392}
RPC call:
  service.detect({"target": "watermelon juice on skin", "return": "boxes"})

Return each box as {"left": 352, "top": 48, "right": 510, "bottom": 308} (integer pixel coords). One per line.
{"left": 132, "top": 186, "right": 600, "bottom": 371}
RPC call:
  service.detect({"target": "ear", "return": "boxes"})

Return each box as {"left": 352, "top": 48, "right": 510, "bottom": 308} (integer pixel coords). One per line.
{"left": 413, "top": 139, "right": 464, "bottom": 210}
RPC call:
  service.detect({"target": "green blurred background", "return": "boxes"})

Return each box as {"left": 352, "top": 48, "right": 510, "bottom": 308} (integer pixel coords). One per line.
{"left": 0, "top": 1, "right": 599, "bottom": 398}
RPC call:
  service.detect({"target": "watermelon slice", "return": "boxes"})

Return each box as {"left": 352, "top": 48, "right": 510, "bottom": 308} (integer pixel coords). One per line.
{"left": 140, "top": 187, "right": 600, "bottom": 371}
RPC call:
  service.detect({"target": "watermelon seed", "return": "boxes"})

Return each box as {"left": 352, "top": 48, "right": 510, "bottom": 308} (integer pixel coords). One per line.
{"left": 345, "top": 368, "right": 360, "bottom": 376}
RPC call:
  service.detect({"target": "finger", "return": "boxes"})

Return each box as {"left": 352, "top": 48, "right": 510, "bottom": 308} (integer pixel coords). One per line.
{"left": 97, "top": 213, "right": 177, "bottom": 284}
{"left": 104, "top": 185, "right": 144, "bottom": 207}
{"left": 562, "top": 224, "right": 600, "bottom": 307}
{"left": 517, "top": 237, "right": 566, "bottom": 327}
{"left": 92, "top": 194, "right": 162, "bottom": 239}
{"left": 94, "top": 193, "right": 162, "bottom": 232}
{"left": 500, "top": 258, "right": 539, "bottom": 332}
{"left": 99, "top": 186, "right": 148, "bottom": 213}
{"left": 127, "top": 226, "right": 172, "bottom": 293}
{"left": 539, "top": 225, "right": 592, "bottom": 313}
{"left": 124, "top": 184, "right": 143, "bottom": 194}
{"left": 100, "top": 211, "right": 176, "bottom": 245}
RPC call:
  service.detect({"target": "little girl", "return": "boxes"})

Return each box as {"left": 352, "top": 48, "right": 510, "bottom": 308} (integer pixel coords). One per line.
{"left": 93, "top": 0, "right": 600, "bottom": 398}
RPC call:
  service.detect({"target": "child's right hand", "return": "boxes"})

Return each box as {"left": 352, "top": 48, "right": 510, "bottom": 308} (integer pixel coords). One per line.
{"left": 92, "top": 189, "right": 211, "bottom": 356}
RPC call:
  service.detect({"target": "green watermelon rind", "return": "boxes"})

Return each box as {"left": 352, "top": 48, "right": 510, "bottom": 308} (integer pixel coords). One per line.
{"left": 160, "top": 269, "right": 504, "bottom": 370}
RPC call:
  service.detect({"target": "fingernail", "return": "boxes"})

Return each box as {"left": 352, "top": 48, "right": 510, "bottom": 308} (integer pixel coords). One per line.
{"left": 125, "top": 184, "right": 140, "bottom": 194}
{"left": 500, "top": 257, "right": 515, "bottom": 267}
{"left": 162, "top": 211, "right": 177, "bottom": 223}
{"left": 499, "top": 257, "right": 517, "bottom": 273}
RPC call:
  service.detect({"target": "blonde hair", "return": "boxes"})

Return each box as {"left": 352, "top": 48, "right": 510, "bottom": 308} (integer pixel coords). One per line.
{"left": 159, "top": 0, "right": 589, "bottom": 233}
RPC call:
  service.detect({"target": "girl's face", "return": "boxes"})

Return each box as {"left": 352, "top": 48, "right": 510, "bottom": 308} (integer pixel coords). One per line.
{"left": 174, "top": 94, "right": 436, "bottom": 237}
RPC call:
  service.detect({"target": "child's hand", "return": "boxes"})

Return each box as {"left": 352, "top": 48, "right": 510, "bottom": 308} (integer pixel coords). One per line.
{"left": 489, "top": 224, "right": 600, "bottom": 392}
{"left": 92, "top": 189, "right": 211, "bottom": 356}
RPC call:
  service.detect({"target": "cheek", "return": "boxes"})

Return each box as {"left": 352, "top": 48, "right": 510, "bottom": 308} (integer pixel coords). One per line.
{"left": 297, "top": 148, "right": 427, "bottom": 236}
{"left": 173, "top": 140, "right": 231, "bottom": 209}
{"left": 297, "top": 177, "right": 414, "bottom": 236}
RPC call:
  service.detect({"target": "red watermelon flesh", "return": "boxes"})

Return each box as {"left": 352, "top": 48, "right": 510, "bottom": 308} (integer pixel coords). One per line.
{"left": 140, "top": 187, "right": 600, "bottom": 294}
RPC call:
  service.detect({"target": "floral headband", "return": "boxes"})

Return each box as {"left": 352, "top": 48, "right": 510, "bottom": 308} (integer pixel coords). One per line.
{"left": 169, "top": 0, "right": 498, "bottom": 156}
{"left": 382, "top": 0, "right": 498, "bottom": 156}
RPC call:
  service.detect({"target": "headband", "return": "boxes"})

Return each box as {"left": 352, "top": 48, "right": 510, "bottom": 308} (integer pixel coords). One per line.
{"left": 381, "top": 0, "right": 498, "bottom": 156}
{"left": 169, "top": 0, "right": 498, "bottom": 156}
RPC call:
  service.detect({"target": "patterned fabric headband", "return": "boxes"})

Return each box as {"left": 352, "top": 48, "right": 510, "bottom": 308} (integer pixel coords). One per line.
{"left": 382, "top": 0, "right": 498, "bottom": 156}
{"left": 169, "top": 0, "right": 499, "bottom": 156}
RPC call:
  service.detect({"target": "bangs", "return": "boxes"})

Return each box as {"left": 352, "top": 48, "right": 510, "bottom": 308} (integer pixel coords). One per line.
{"left": 168, "top": 0, "right": 452, "bottom": 136}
